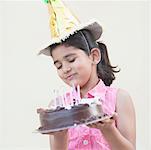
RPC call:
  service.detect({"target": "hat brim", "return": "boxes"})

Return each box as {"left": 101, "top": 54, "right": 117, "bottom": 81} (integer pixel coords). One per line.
{"left": 38, "top": 20, "right": 102, "bottom": 56}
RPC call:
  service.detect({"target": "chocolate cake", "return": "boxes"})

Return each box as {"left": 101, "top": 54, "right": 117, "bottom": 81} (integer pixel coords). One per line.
{"left": 37, "top": 102, "right": 107, "bottom": 132}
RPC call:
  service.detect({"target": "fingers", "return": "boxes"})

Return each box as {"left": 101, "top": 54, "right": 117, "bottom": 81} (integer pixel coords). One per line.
{"left": 87, "top": 121, "right": 105, "bottom": 129}
{"left": 88, "top": 113, "right": 118, "bottom": 129}
{"left": 110, "top": 112, "right": 118, "bottom": 120}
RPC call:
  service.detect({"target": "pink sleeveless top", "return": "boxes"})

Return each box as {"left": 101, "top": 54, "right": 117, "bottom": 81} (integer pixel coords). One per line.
{"left": 68, "top": 80, "right": 117, "bottom": 150}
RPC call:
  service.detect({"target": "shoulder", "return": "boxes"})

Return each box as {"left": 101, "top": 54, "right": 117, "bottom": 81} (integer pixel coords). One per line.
{"left": 116, "top": 88, "right": 135, "bottom": 116}
{"left": 116, "top": 88, "right": 134, "bottom": 109}
{"left": 115, "top": 88, "right": 136, "bottom": 145}
{"left": 116, "top": 89, "right": 135, "bottom": 128}
{"left": 117, "top": 88, "right": 130, "bottom": 97}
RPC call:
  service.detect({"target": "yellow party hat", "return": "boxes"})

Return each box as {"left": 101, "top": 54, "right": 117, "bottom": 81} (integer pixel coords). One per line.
{"left": 39, "top": 0, "right": 102, "bottom": 56}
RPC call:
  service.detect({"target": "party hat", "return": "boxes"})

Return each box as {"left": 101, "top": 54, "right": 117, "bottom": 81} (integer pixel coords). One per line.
{"left": 39, "top": 0, "right": 102, "bottom": 56}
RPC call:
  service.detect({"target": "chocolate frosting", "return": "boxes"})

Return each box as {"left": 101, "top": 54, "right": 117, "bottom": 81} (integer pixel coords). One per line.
{"left": 38, "top": 103, "right": 106, "bottom": 131}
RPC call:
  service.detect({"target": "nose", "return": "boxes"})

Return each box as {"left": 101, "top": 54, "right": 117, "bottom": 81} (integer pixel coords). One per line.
{"left": 62, "top": 65, "right": 71, "bottom": 74}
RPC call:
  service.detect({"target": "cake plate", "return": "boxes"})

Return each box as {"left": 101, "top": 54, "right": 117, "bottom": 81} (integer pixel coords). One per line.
{"left": 35, "top": 114, "right": 113, "bottom": 134}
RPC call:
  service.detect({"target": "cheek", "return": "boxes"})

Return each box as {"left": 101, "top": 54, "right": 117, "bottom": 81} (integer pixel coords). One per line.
{"left": 74, "top": 58, "right": 89, "bottom": 68}
{"left": 57, "top": 70, "right": 63, "bottom": 79}
{"left": 75, "top": 59, "right": 92, "bottom": 73}
{"left": 74, "top": 62, "right": 92, "bottom": 80}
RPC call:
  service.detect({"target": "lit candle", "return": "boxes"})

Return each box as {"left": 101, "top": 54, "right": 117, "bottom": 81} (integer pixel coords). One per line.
{"left": 72, "top": 83, "right": 78, "bottom": 105}
{"left": 56, "top": 90, "right": 62, "bottom": 107}
{"left": 70, "top": 88, "right": 74, "bottom": 106}
{"left": 53, "top": 89, "right": 59, "bottom": 108}
{"left": 64, "top": 93, "right": 67, "bottom": 108}
{"left": 53, "top": 89, "right": 57, "bottom": 109}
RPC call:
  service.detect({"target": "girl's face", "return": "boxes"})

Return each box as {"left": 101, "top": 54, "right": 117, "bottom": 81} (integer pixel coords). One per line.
{"left": 51, "top": 45, "right": 98, "bottom": 88}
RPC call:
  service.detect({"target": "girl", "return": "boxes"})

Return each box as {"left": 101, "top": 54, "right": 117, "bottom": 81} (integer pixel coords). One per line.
{"left": 44, "top": 29, "right": 136, "bottom": 150}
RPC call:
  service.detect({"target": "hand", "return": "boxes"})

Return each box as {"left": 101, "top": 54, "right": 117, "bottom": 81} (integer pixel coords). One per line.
{"left": 88, "top": 113, "right": 118, "bottom": 130}
{"left": 49, "top": 130, "right": 68, "bottom": 150}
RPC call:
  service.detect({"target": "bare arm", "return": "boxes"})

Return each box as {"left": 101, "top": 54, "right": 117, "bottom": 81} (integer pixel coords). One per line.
{"left": 49, "top": 130, "right": 68, "bottom": 150}
{"left": 48, "top": 89, "right": 136, "bottom": 150}
{"left": 101, "top": 89, "right": 136, "bottom": 150}
{"left": 89, "top": 88, "right": 136, "bottom": 150}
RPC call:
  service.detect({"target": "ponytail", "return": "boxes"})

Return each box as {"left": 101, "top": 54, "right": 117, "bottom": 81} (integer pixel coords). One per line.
{"left": 97, "top": 42, "right": 120, "bottom": 86}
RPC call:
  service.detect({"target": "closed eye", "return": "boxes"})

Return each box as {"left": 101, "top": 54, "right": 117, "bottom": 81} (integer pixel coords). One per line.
{"left": 54, "top": 62, "right": 62, "bottom": 70}
{"left": 68, "top": 58, "right": 76, "bottom": 63}
{"left": 54, "top": 55, "right": 76, "bottom": 70}
{"left": 56, "top": 65, "right": 62, "bottom": 70}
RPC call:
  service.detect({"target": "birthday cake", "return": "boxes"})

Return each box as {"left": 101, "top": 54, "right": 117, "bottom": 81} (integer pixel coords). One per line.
{"left": 37, "top": 85, "right": 107, "bottom": 133}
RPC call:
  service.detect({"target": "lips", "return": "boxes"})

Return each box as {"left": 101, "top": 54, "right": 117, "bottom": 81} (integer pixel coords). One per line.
{"left": 65, "top": 73, "right": 76, "bottom": 80}
{"left": 66, "top": 75, "right": 74, "bottom": 80}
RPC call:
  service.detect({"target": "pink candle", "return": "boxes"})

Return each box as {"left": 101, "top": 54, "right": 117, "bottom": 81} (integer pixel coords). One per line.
{"left": 64, "top": 93, "right": 68, "bottom": 107}
{"left": 72, "top": 84, "right": 77, "bottom": 105}
{"left": 70, "top": 89, "right": 74, "bottom": 106}
{"left": 77, "top": 85, "right": 81, "bottom": 103}
{"left": 52, "top": 89, "right": 57, "bottom": 108}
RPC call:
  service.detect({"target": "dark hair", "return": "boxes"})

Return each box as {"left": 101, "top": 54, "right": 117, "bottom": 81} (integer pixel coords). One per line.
{"left": 49, "top": 30, "right": 120, "bottom": 86}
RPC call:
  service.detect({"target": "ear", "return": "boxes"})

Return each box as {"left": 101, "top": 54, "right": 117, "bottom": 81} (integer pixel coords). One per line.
{"left": 89, "top": 48, "right": 101, "bottom": 64}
